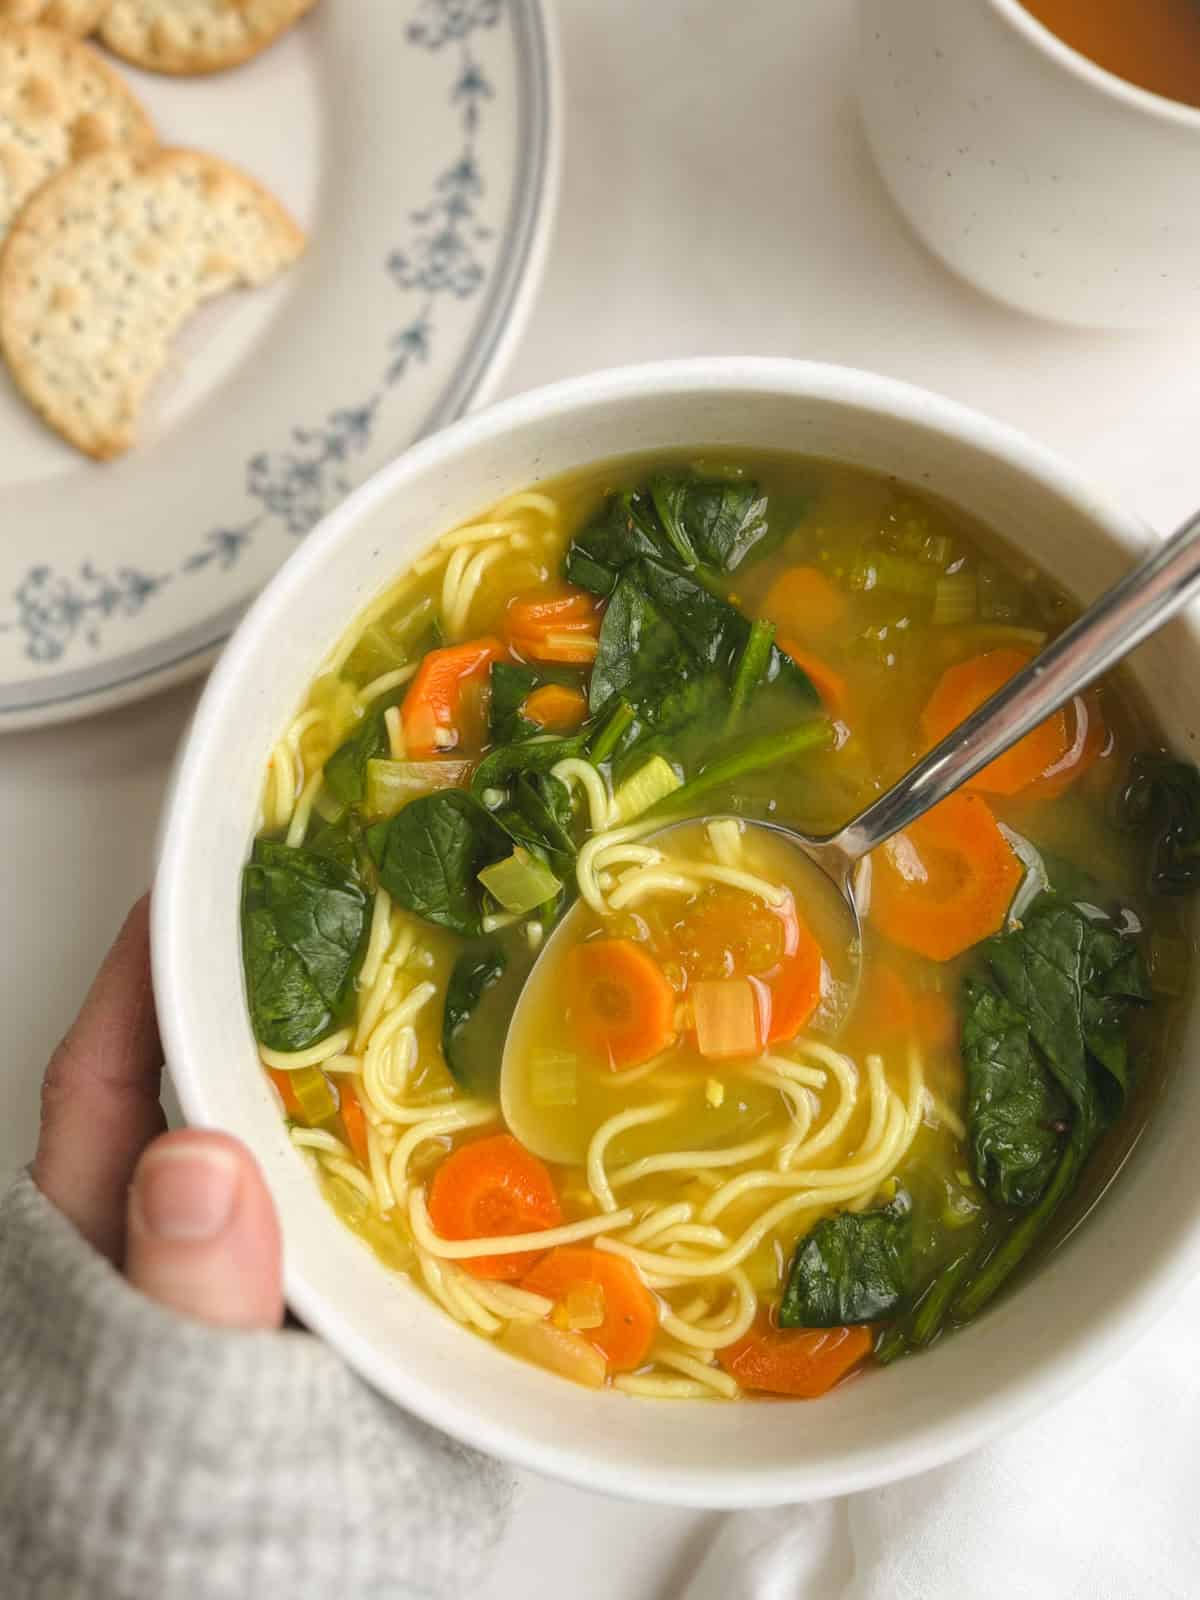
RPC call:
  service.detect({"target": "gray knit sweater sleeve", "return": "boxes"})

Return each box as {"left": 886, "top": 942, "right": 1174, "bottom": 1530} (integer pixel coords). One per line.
{"left": 0, "top": 1171, "right": 512, "bottom": 1600}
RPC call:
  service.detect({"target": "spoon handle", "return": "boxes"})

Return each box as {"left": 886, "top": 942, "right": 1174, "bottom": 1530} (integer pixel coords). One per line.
{"left": 828, "top": 506, "right": 1200, "bottom": 864}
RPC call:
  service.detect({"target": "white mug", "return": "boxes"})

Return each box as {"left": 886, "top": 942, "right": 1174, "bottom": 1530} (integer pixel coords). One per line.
{"left": 858, "top": 0, "right": 1200, "bottom": 328}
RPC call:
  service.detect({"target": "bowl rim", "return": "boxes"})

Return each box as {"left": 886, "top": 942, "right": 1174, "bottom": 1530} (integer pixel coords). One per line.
{"left": 154, "top": 357, "right": 1200, "bottom": 1506}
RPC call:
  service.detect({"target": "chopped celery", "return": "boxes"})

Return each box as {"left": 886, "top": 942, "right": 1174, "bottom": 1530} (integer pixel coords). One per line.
{"left": 343, "top": 596, "right": 435, "bottom": 684}
{"left": 932, "top": 572, "right": 978, "bottom": 626}
{"left": 531, "top": 1048, "right": 579, "bottom": 1108}
{"left": 611, "top": 754, "right": 682, "bottom": 824}
{"left": 312, "top": 784, "right": 347, "bottom": 825}
{"left": 288, "top": 1065, "right": 337, "bottom": 1126}
{"left": 562, "top": 1282, "right": 606, "bottom": 1331}
{"left": 364, "top": 758, "right": 471, "bottom": 819}
{"left": 478, "top": 848, "right": 562, "bottom": 914}
{"left": 728, "top": 618, "right": 776, "bottom": 728}
{"left": 321, "top": 1171, "right": 414, "bottom": 1272}
{"left": 873, "top": 552, "right": 938, "bottom": 599}
{"left": 1150, "top": 933, "right": 1191, "bottom": 996}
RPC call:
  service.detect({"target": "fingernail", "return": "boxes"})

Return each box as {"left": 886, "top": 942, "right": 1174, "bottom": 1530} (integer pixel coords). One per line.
{"left": 134, "top": 1145, "right": 239, "bottom": 1241}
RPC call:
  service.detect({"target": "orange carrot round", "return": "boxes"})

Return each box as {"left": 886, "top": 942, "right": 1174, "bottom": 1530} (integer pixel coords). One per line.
{"left": 428, "top": 1134, "right": 562, "bottom": 1280}
{"left": 569, "top": 938, "right": 678, "bottom": 1069}
{"left": 778, "top": 638, "right": 849, "bottom": 721}
{"left": 717, "top": 1314, "right": 873, "bottom": 1397}
{"left": 401, "top": 637, "right": 504, "bottom": 759}
{"left": 921, "top": 648, "right": 1069, "bottom": 796}
{"left": 507, "top": 585, "right": 603, "bottom": 665}
{"left": 267, "top": 1067, "right": 302, "bottom": 1119}
{"left": 523, "top": 682, "right": 589, "bottom": 732}
{"left": 676, "top": 887, "right": 822, "bottom": 1045}
{"left": 762, "top": 566, "right": 849, "bottom": 636}
{"left": 869, "top": 791, "right": 1021, "bottom": 962}
{"left": 522, "top": 1247, "right": 658, "bottom": 1372}
{"left": 339, "top": 1082, "right": 370, "bottom": 1167}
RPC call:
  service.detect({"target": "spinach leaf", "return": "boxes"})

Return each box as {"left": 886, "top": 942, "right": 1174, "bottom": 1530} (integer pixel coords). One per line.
{"left": 472, "top": 734, "right": 585, "bottom": 795}
{"left": 324, "top": 708, "right": 391, "bottom": 808}
{"left": 241, "top": 840, "right": 369, "bottom": 1051}
{"left": 650, "top": 472, "right": 771, "bottom": 573}
{"left": 983, "top": 899, "right": 1149, "bottom": 1118}
{"left": 780, "top": 1198, "right": 911, "bottom": 1327}
{"left": 489, "top": 661, "right": 539, "bottom": 745}
{"left": 515, "top": 772, "right": 576, "bottom": 866}
{"left": 962, "top": 978, "right": 1069, "bottom": 1207}
{"left": 1118, "top": 753, "right": 1200, "bottom": 894}
{"left": 368, "top": 790, "right": 509, "bottom": 935}
{"left": 442, "top": 926, "right": 541, "bottom": 1096}
{"left": 567, "top": 490, "right": 666, "bottom": 593}
{"left": 443, "top": 942, "right": 506, "bottom": 1093}
{"left": 588, "top": 570, "right": 697, "bottom": 716}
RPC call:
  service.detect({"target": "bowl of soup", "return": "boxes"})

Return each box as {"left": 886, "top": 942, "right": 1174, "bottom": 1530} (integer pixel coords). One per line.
{"left": 154, "top": 358, "right": 1200, "bottom": 1504}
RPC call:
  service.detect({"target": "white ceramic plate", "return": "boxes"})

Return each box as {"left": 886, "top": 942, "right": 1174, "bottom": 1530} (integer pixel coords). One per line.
{"left": 0, "top": 0, "right": 558, "bottom": 730}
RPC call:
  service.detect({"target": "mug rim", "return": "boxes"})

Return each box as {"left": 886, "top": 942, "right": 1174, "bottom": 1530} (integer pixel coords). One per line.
{"left": 988, "top": 0, "right": 1200, "bottom": 131}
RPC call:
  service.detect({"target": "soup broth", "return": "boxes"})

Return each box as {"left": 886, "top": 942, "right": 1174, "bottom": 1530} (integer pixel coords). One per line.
{"left": 242, "top": 451, "right": 1193, "bottom": 1401}
{"left": 1019, "top": 0, "right": 1200, "bottom": 110}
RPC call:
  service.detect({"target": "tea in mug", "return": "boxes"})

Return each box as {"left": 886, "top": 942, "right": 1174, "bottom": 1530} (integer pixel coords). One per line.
{"left": 1019, "top": 0, "right": 1200, "bottom": 109}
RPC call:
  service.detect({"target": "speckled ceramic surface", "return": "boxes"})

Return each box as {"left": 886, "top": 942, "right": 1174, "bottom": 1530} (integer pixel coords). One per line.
{"left": 0, "top": 0, "right": 558, "bottom": 730}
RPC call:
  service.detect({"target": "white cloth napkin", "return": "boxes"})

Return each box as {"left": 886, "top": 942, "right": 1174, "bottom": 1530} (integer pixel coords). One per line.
{"left": 682, "top": 1273, "right": 1200, "bottom": 1600}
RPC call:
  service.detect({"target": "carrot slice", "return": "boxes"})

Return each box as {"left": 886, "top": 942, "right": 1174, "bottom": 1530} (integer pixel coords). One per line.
{"left": 570, "top": 938, "right": 678, "bottom": 1069}
{"left": 869, "top": 791, "right": 1021, "bottom": 962}
{"left": 506, "top": 585, "right": 603, "bottom": 665}
{"left": 921, "top": 648, "right": 1070, "bottom": 796}
{"left": 522, "top": 1247, "right": 658, "bottom": 1372}
{"left": 718, "top": 1314, "right": 872, "bottom": 1397}
{"left": 778, "top": 639, "right": 849, "bottom": 721}
{"left": 762, "top": 566, "right": 849, "bottom": 636}
{"left": 427, "top": 1133, "right": 562, "bottom": 1281}
{"left": 675, "top": 887, "right": 822, "bottom": 1046}
{"left": 401, "top": 637, "right": 504, "bottom": 759}
{"left": 523, "top": 682, "right": 589, "bottom": 733}
{"left": 267, "top": 1067, "right": 302, "bottom": 1118}
{"left": 339, "top": 1081, "right": 370, "bottom": 1167}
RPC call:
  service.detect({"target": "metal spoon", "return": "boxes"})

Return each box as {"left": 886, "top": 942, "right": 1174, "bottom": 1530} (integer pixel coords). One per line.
{"left": 502, "top": 508, "right": 1200, "bottom": 1158}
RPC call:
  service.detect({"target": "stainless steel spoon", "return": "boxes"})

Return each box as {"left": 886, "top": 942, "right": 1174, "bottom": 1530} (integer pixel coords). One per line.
{"left": 502, "top": 507, "right": 1200, "bottom": 1157}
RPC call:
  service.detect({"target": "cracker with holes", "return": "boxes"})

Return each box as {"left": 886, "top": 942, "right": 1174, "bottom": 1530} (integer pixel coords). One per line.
{"left": 99, "top": 0, "right": 317, "bottom": 76}
{"left": 0, "top": 23, "right": 152, "bottom": 242}
{"left": 0, "top": 0, "right": 112, "bottom": 34}
{"left": 0, "top": 145, "right": 305, "bottom": 457}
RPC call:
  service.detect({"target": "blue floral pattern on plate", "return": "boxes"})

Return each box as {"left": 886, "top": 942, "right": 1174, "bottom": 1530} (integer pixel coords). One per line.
{"left": 0, "top": 0, "right": 515, "bottom": 670}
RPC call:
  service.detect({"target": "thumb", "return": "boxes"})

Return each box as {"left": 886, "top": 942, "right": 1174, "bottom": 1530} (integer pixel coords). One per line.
{"left": 126, "top": 1131, "right": 284, "bottom": 1330}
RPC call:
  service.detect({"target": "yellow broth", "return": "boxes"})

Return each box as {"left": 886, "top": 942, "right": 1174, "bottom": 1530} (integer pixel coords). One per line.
{"left": 244, "top": 450, "right": 1191, "bottom": 1400}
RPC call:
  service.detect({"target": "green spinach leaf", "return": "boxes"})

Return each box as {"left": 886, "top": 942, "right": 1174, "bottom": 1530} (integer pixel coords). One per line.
{"left": 324, "top": 709, "right": 391, "bottom": 808}
{"left": 368, "top": 790, "right": 509, "bottom": 935}
{"left": 442, "top": 926, "right": 541, "bottom": 1097}
{"left": 241, "top": 840, "right": 369, "bottom": 1051}
{"left": 1118, "top": 753, "right": 1200, "bottom": 894}
{"left": 779, "top": 1198, "right": 911, "bottom": 1327}
{"left": 983, "top": 899, "right": 1149, "bottom": 1118}
{"left": 962, "top": 977, "right": 1069, "bottom": 1207}
{"left": 472, "top": 734, "right": 585, "bottom": 795}
{"left": 489, "top": 661, "right": 539, "bottom": 745}
{"left": 650, "top": 472, "right": 771, "bottom": 573}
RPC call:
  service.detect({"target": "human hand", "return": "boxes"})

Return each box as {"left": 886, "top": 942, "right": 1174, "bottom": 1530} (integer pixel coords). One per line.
{"left": 32, "top": 895, "right": 284, "bottom": 1331}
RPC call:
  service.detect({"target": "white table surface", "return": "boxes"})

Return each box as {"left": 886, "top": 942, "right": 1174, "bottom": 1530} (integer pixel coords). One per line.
{"left": 3, "top": 1, "right": 1198, "bottom": 1594}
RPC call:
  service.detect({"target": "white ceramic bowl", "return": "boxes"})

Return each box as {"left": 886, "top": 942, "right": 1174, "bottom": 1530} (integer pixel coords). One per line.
{"left": 154, "top": 359, "right": 1200, "bottom": 1507}
{"left": 858, "top": 0, "right": 1200, "bottom": 329}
